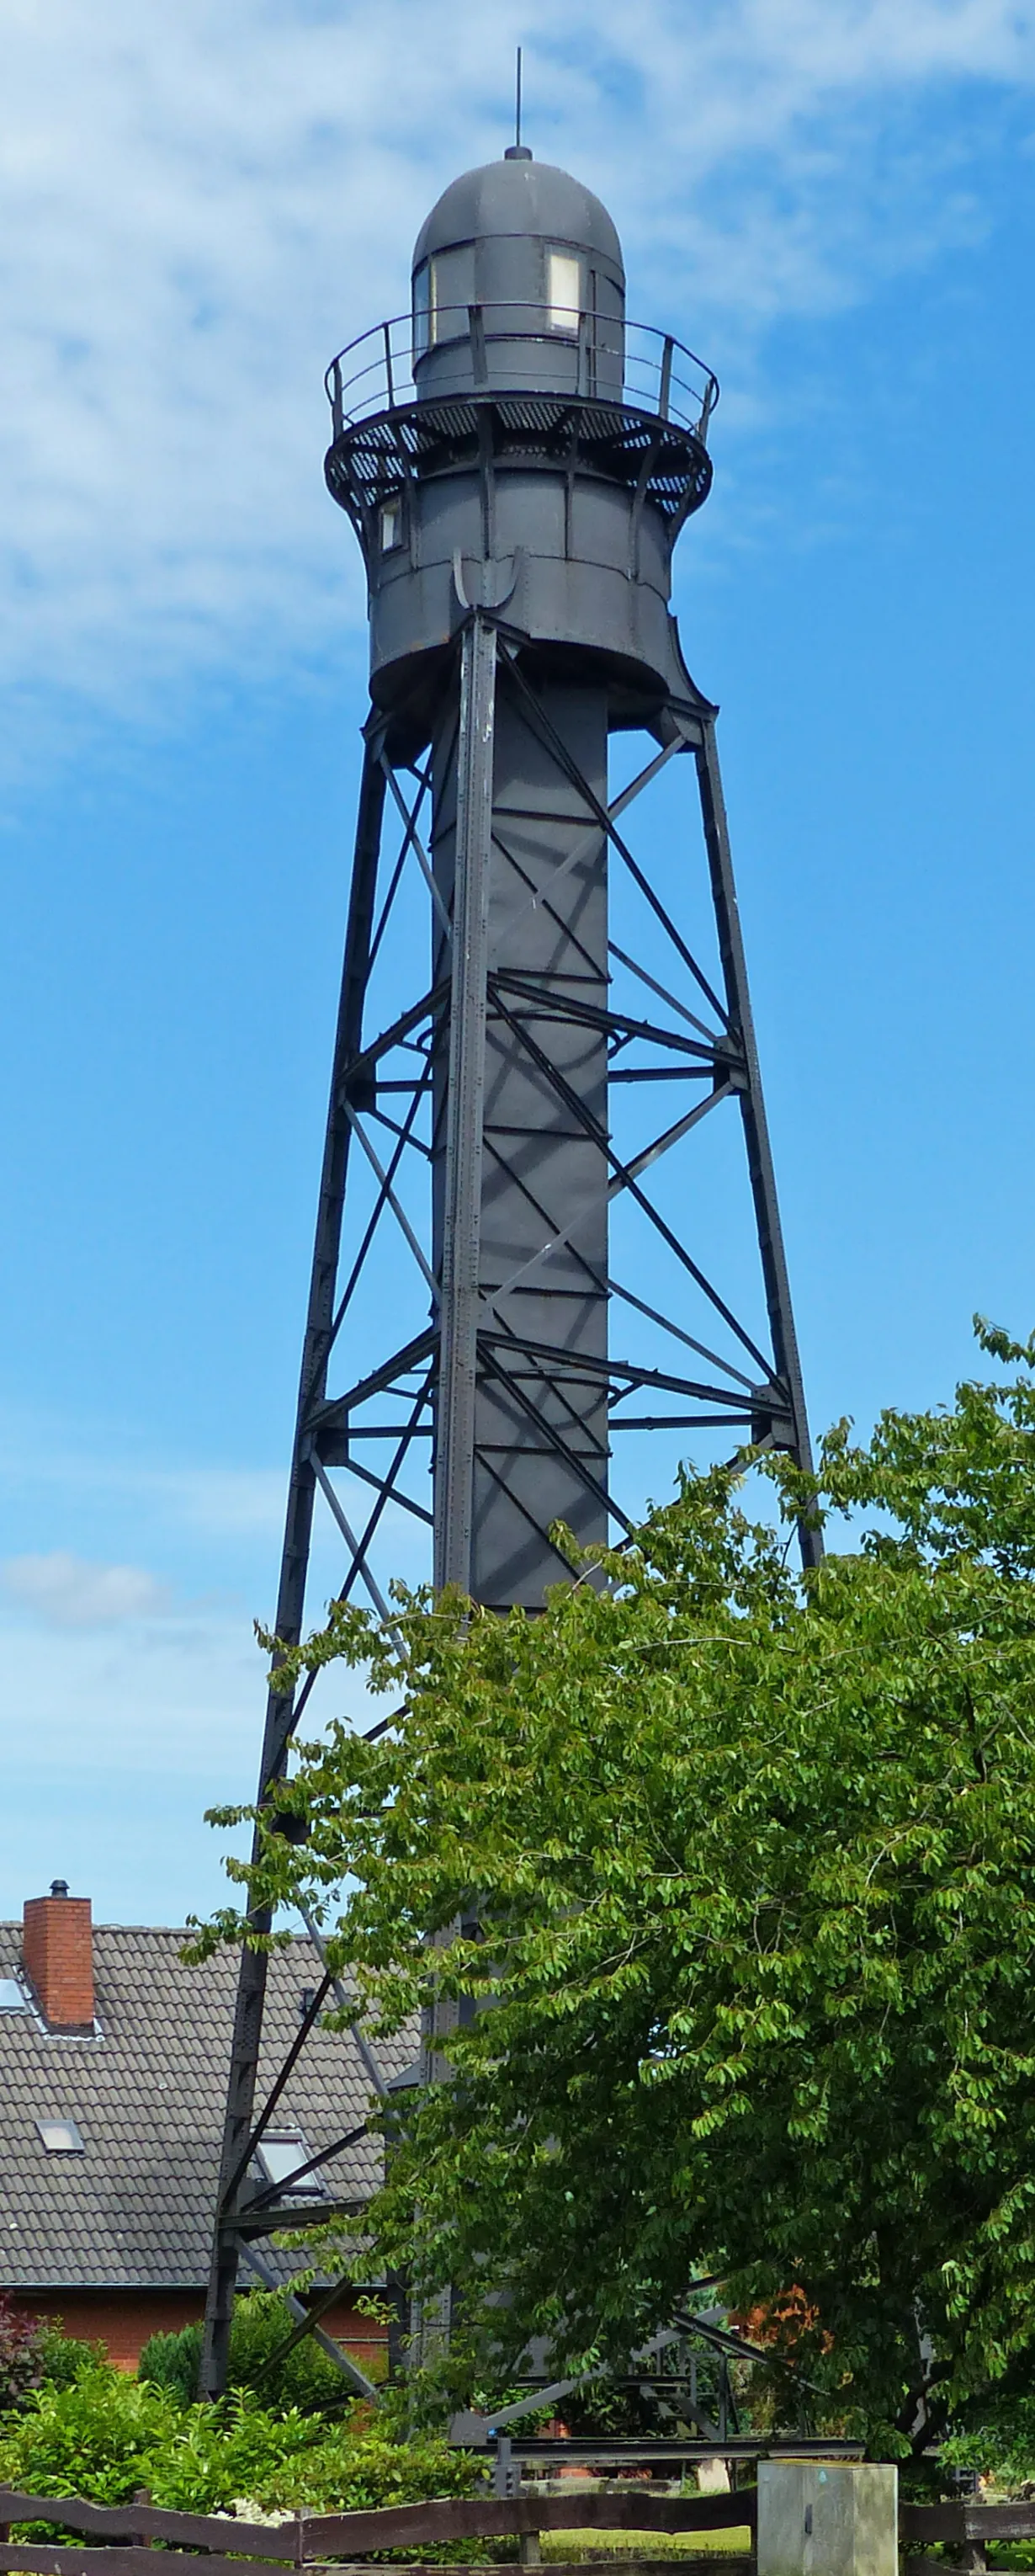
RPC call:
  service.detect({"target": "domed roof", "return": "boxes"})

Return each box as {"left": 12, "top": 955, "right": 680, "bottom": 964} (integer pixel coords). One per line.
{"left": 412, "top": 153, "right": 624, "bottom": 279}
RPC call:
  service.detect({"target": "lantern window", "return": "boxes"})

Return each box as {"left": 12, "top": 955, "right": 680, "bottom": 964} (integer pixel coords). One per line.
{"left": 546, "top": 249, "right": 582, "bottom": 334}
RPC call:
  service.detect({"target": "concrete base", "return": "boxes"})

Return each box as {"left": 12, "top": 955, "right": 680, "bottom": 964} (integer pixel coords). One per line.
{"left": 757, "top": 2462, "right": 898, "bottom": 2576}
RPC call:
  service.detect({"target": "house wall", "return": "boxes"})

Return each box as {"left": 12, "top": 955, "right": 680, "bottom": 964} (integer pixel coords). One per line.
{"left": 13, "top": 2288, "right": 389, "bottom": 2378}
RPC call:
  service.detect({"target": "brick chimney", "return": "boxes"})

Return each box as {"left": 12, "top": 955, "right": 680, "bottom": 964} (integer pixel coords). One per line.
{"left": 23, "top": 1882, "right": 94, "bottom": 2031}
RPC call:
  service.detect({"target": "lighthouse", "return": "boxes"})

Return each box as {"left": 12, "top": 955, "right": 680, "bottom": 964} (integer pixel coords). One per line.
{"left": 201, "top": 138, "right": 816, "bottom": 2395}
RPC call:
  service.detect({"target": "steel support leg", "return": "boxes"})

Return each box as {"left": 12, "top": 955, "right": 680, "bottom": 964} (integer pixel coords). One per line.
{"left": 199, "top": 738, "right": 387, "bottom": 2397}
{"left": 695, "top": 718, "right": 820, "bottom": 1567}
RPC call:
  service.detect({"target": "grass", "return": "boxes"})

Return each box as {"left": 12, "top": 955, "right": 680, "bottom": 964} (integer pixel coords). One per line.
{"left": 539, "top": 2534, "right": 753, "bottom": 2560}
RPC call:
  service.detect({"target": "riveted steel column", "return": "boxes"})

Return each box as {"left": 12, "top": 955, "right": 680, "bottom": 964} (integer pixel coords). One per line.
{"left": 434, "top": 613, "right": 497, "bottom": 1594}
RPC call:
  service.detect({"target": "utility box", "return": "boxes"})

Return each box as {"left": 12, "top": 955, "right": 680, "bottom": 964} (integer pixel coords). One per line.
{"left": 757, "top": 2461, "right": 898, "bottom": 2576}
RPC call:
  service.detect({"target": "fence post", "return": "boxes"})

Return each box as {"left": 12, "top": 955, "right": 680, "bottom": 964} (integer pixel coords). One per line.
{"left": 758, "top": 2461, "right": 898, "bottom": 2576}
{"left": 131, "top": 2488, "right": 154, "bottom": 2547}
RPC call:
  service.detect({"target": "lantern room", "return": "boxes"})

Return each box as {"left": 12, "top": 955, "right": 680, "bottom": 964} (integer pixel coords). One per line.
{"left": 410, "top": 147, "right": 626, "bottom": 402}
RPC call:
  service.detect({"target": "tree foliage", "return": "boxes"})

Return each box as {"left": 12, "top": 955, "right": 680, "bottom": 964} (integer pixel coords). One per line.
{"left": 195, "top": 1322, "right": 1035, "bottom": 2454}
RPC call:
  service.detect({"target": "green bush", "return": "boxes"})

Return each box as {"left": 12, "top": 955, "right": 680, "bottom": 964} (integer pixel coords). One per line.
{"left": 0, "top": 2362, "right": 177, "bottom": 2505}
{"left": 149, "top": 2399, "right": 325, "bottom": 2513}
{"left": 37, "top": 2323, "right": 103, "bottom": 2391}
{"left": 0, "top": 2360, "right": 476, "bottom": 2527}
{"left": 136, "top": 2320, "right": 200, "bottom": 2407}
{"left": 943, "top": 2403, "right": 1035, "bottom": 2492}
{"left": 244, "top": 2423, "right": 477, "bottom": 2515}
{"left": 227, "top": 2291, "right": 381, "bottom": 2414}
{"left": 139, "top": 2290, "right": 369, "bottom": 2415}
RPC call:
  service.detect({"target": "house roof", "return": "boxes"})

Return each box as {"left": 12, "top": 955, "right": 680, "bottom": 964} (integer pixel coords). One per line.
{"left": 0, "top": 1922, "right": 416, "bottom": 2292}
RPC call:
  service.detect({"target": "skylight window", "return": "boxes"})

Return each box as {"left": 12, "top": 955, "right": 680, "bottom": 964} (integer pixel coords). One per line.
{"left": 37, "top": 2118, "right": 85, "bottom": 2153}
{"left": 0, "top": 1978, "right": 26, "bottom": 2010}
{"left": 255, "top": 2132, "right": 326, "bottom": 2196}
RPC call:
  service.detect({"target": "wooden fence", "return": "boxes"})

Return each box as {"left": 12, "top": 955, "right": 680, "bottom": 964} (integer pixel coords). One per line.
{"left": 0, "top": 2484, "right": 756, "bottom": 2576}
{"left": 901, "top": 2496, "right": 1035, "bottom": 2572}
{"left": 6, "top": 2478, "right": 1035, "bottom": 2575}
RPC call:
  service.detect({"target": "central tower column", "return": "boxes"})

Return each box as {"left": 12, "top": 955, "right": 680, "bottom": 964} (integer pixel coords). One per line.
{"left": 433, "top": 663, "right": 608, "bottom": 1603}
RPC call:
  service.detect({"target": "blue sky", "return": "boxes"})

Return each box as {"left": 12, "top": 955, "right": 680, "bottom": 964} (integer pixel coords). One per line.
{"left": 2, "top": 0, "right": 1034, "bottom": 1927}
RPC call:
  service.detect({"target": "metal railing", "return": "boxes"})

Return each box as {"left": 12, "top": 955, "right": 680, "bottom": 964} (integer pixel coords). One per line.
{"left": 326, "top": 305, "right": 719, "bottom": 445}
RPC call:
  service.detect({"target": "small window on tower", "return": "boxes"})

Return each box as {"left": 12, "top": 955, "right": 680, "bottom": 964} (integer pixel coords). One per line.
{"left": 380, "top": 499, "right": 403, "bottom": 553}
{"left": 546, "top": 249, "right": 582, "bottom": 334}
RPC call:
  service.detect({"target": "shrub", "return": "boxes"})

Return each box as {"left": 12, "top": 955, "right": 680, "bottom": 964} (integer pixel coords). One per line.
{"left": 147, "top": 2398, "right": 325, "bottom": 2514}
{"left": 37, "top": 2323, "right": 103, "bottom": 2391}
{"left": 0, "top": 2364, "right": 177, "bottom": 2506}
{"left": 0, "top": 2362, "right": 475, "bottom": 2528}
{"left": 943, "top": 2398, "right": 1035, "bottom": 2493}
{"left": 147, "top": 2408, "right": 476, "bottom": 2519}
{"left": 137, "top": 2322, "right": 202, "bottom": 2408}
{"left": 139, "top": 2291, "right": 364, "bottom": 2415}
{"left": 0, "top": 2295, "right": 44, "bottom": 2414}
{"left": 244, "top": 2424, "right": 477, "bottom": 2515}
{"left": 226, "top": 2289, "right": 376, "bottom": 2414}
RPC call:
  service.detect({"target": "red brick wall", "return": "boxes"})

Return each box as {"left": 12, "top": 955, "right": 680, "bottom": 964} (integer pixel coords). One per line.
{"left": 316, "top": 2302, "right": 389, "bottom": 2383}
{"left": 14, "top": 2288, "right": 388, "bottom": 2377}
{"left": 15, "top": 2289, "right": 202, "bottom": 2372}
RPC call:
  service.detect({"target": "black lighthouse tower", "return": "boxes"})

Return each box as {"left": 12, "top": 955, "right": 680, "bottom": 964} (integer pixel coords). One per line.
{"left": 201, "top": 141, "right": 817, "bottom": 2394}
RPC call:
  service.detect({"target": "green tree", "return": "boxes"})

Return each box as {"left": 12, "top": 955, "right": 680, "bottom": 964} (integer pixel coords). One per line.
{"left": 194, "top": 1322, "right": 1035, "bottom": 2456}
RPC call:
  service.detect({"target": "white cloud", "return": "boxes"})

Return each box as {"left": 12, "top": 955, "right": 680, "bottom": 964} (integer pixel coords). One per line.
{"left": 0, "top": 0, "right": 1032, "bottom": 726}
{"left": 0, "top": 1556, "right": 383, "bottom": 1773}
{"left": 0, "top": 1577, "right": 385, "bottom": 1922}
{"left": 0, "top": 1434, "right": 287, "bottom": 1547}
{"left": 0, "top": 1550, "right": 171, "bottom": 1627}
{"left": 0, "top": 1427, "right": 421, "bottom": 1562}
